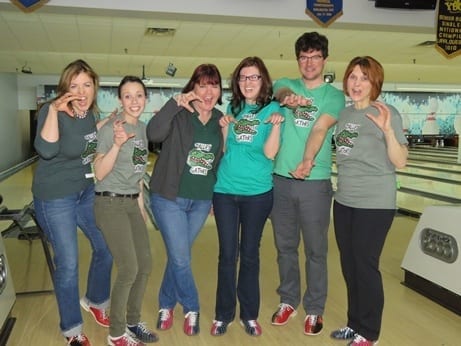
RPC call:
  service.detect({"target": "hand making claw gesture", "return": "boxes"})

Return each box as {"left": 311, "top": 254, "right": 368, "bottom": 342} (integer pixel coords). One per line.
{"left": 289, "top": 158, "right": 315, "bottom": 180}
{"left": 366, "top": 101, "right": 392, "bottom": 133}
{"left": 51, "top": 92, "right": 83, "bottom": 117}
{"left": 264, "top": 112, "right": 285, "bottom": 126}
{"left": 280, "top": 94, "right": 312, "bottom": 109}
{"left": 113, "top": 119, "right": 134, "bottom": 147}
{"left": 219, "top": 115, "right": 237, "bottom": 128}
{"left": 174, "top": 91, "right": 202, "bottom": 113}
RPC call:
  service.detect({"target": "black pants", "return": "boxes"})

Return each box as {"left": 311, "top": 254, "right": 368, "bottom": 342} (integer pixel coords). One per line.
{"left": 333, "top": 201, "right": 395, "bottom": 341}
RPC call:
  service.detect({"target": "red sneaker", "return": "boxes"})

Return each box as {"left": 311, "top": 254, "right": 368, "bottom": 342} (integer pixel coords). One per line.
{"left": 271, "top": 303, "right": 297, "bottom": 325}
{"left": 304, "top": 315, "right": 323, "bottom": 335}
{"left": 108, "top": 332, "right": 145, "bottom": 346}
{"left": 183, "top": 311, "right": 200, "bottom": 336}
{"left": 80, "top": 298, "right": 110, "bottom": 328}
{"left": 66, "top": 333, "right": 91, "bottom": 346}
{"left": 348, "top": 334, "right": 378, "bottom": 346}
{"left": 156, "top": 308, "right": 174, "bottom": 330}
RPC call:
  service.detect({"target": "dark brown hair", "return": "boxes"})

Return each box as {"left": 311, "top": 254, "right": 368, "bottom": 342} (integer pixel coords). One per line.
{"left": 228, "top": 56, "right": 273, "bottom": 116}
{"left": 118, "top": 75, "right": 147, "bottom": 99}
{"left": 182, "top": 64, "right": 223, "bottom": 105}
{"left": 295, "top": 31, "right": 329, "bottom": 59}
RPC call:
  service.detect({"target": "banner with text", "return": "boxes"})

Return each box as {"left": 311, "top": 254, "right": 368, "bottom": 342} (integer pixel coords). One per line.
{"left": 305, "top": 0, "right": 343, "bottom": 27}
{"left": 436, "top": 0, "right": 461, "bottom": 58}
{"left": 11, "top": 0, "right": 48, "bottom": 12}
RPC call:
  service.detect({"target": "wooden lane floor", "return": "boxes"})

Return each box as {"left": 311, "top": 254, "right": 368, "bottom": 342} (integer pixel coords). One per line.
{"left": 1, "top": 157, "right": 461, "bottom": 345}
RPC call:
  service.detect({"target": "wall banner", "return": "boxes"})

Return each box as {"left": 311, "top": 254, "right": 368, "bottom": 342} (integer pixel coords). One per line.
{"left": 10, "top": 0, "right": 48, "bottom": 13}
{"left": 305, "top": 0, "right": 343, "bottom": 27}
{"left": 436, "top": 0, "right": 461, "bottom": 58}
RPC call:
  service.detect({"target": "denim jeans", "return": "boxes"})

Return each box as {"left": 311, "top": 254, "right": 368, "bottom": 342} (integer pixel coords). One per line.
{"left": 33, "top": 184, "right": 112, "bottom": 337}
{"left": 150, "top": 193, "right": 211, "bottom": 314}
{"left": 212, "top": 190, "right": 273, "bottom": 322}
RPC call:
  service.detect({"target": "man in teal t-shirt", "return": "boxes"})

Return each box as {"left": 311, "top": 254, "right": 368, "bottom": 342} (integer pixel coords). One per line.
{"left": 269, "top": 32, "right": 345, "bottom": 336}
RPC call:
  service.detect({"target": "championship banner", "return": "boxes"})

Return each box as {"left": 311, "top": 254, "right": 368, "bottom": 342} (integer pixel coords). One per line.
{"left": 436, "top": 0, "right": 461, "bottom": 58}
{"left": 10, "top": 0, "right": 48, "bottom": 13}
{"left": 305, "top": 0, "right": 343, "bottom": 27}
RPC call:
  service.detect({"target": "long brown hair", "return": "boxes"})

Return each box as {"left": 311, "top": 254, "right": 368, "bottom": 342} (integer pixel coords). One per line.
{"left": 55, "top": 59, "right": 100, "bottom": 113}
{"left": 228, "top": 56, "right": 273, "bottom": 116}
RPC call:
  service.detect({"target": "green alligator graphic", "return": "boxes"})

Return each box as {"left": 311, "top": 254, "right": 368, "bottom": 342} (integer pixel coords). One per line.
{"left": 335, "top": 129, "right": 358, "bottom": 147}
{"left": 233, "top": 119, "right": 260, "bottom": 135}
{"left": 188, "top": 149, "right": 214, "bottom": 170}
{"left": 294, "top": 104, "right": 318, "bottom": 121}
{"left": 133, "top": 147, "right": 147, "bottom": 165}
{"left": 81, "top": 141, "right": 97, "bottom": 159}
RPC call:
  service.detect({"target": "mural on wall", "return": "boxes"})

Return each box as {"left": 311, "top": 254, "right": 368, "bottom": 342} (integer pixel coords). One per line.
{"left": 42, "top": 86, "right": 460, "bottom": 137}
{"left": 43, "top": 85, "right": 231, "bottom": 123}
{"left": 380, "top": 92, "right": 461, "bottom": 136}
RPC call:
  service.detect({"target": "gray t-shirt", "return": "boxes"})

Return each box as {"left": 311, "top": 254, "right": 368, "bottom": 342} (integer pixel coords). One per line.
{"left": 334, "top": 104, "right": 408, "bottom": 209}
{"left": 95, "top": 115, "right": 148, "bottom": 194}
{"left": 32, "top": 103, "right": 97, "bottom": 200}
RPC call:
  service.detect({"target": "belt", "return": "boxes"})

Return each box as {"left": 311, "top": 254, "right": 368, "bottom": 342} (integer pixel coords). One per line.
{"left": 273, "top": 173, "right": 294, "bottom": 180}
{"left": 95, "top": 191, "right": 139, "bottom": 199}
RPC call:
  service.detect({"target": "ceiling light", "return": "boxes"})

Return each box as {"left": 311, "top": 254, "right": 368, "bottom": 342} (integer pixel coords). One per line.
{"left": 21, "top": 62, "right": 32, "bottom": 74}
{"left": 165, "top": 63, "right": 177, "bottom": 77}
{"left": 324, "top": 72, "right": 335, "bottom": 83}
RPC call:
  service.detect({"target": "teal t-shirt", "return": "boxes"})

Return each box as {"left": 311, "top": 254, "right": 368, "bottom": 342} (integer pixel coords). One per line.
{"left": 178, "top": 111, "right": 222, "bottom": 200}
{"left": 273, "top": 78, "right": 345, "bottom": 180}
{"left": 214, "top": 100, "right": 282, "bottom": 195}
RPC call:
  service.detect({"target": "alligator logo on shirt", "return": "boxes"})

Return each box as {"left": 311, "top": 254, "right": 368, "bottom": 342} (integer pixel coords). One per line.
{"left": 293, "top": 99, "right": 318, "bottom": 127}
{"left": 132, "top": 140, "right": 148, "bottom": 173}
{"left": 81, "top": 131, "right": 97, "bottom": 165}
{"left": 233, "top": 118, "right": 260, "bottom": 143}
{"left": 187, "top": 148, "right": 215, "bottom": 176}
{"left": 335, "top": 123, "right": 359, "bottom": 155}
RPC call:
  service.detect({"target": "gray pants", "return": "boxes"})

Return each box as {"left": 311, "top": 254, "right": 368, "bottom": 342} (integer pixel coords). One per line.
{"left": 94, "top": 195, "right": 152, "bottom": 337}
{"left": 271, "top": 175, "right": 332, "bottom": 315}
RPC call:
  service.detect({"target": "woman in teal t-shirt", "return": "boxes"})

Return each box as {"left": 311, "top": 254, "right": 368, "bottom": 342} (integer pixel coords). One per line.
{"left": 210, "top": 56, "right": 283, "bottom": 337}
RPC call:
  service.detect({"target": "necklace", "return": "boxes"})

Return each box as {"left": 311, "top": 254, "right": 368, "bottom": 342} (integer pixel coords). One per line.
{"left": 73, "top": 108, "right": 88, "bottom": 119}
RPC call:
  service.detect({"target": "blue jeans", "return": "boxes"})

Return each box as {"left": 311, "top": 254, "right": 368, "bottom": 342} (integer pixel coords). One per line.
{"left": 212, "top": 190, "right": 273, "bottom": 322}
{"left": 33, "top": 184, "right": 112, "bottom": 337}
{"left": 150, "top": 193, "right": 211, "bottom": 313}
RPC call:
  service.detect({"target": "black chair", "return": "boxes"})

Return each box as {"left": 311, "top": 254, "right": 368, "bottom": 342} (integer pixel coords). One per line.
{"left": 0, "top": 195, "right": 54, "bottom": 295}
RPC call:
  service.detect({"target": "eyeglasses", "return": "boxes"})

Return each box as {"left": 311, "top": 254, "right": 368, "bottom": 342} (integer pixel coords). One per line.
{"left": 297, "top": 55, "right": 323, "bottom": 63}
{"left": 238, "top": 74, "right": 262, "bottom": 82}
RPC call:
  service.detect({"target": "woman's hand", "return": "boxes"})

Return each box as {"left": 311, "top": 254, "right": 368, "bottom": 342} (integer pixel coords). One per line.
{"left": 174, "top": 92, "right": 202, "bottom": 112}
{"left": 265, "top": 112, "right": 285, "bottom": 126}
{"left": 367, "top": 101, "right": 391, "bottom": 133}
{"left": 113, "top": 119, "right": 134, "bottom": 147}
{"left": 51, "top": 92, "right": 82, "bottom": 117}
{"left": 219, "top": 115, "right": 236, "bottom": 128}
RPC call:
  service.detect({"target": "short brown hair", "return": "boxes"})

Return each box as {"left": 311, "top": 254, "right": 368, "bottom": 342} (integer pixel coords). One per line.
{"left": 343, "top": 56, "right": 384, "bottom": 101}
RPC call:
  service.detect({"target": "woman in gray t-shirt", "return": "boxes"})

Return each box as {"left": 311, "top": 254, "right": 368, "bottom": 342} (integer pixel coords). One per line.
{"left": 330, "top": 56, "right": 408, "bottom": 346}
